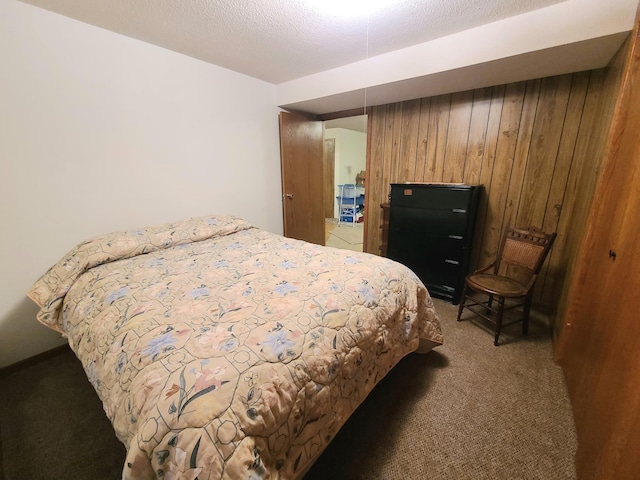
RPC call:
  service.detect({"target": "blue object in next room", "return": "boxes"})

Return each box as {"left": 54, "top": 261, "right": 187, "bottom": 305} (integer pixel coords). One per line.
{"left": 337, "top": 184, "right": 364, "bottom": 225}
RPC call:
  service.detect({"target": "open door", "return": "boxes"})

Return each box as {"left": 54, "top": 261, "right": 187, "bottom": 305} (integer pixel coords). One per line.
{"left": 279, "top": 111, "right": 324, "bottom": 245}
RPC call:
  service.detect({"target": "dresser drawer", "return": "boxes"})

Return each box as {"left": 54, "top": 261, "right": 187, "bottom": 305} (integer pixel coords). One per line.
{"left": 387, "top": 232, "right": 466, "bottom": 262}
{"left": 391, "top": 252, "right": 460, "bottom": 291}
{"left": 390, "top": 184, "right": 472, "bottom": 210}
{"left": 389, "top": 207, "right": 470, "bottom": 236}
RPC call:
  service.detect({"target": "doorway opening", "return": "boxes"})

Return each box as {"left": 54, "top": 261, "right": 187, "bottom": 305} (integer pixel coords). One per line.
{"left": 323, "top": 115, "right": 367, "bottom": 252}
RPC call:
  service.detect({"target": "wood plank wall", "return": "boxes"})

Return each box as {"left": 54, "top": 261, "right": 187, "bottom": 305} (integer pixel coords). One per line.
{"left": 363, "top": 64, "right": 624, "bottom": 315}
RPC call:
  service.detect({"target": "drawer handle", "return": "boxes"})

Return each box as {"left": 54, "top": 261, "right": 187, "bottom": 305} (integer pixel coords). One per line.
{"left": 452, "top": 208, "right": 467, "bottom": 213}
{"left": 445, "top": 259, "right": 460, "bottom": 265}
{"left": 448, "top": 235, "right": 463, "bottom": 240}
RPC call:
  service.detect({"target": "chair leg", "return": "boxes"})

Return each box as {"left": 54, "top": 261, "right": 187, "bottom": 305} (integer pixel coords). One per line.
{"left": 523, "top": 292, "right": 533, "bottom": 336}
{"left": 487, "top": 293, "right": 493, "bottom": 314}
{"left": 457, "top": 285, "right": 467, "bottom": 322}
{"left": 494, "top": 297, "right": 505, "bottom": 346}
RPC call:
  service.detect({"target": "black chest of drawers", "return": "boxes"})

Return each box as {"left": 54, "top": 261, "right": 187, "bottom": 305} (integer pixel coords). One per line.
{"left": 387, "top": 183, "right": 481, "bottom": 304}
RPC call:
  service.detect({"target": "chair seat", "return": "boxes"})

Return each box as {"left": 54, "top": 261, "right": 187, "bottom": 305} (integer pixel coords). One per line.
{"left": 466, "top": 273, "right": 527, "bottom": 297}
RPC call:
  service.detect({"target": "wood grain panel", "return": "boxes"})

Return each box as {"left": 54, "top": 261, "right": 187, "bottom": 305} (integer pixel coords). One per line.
{"left": 399, "top": 99, "right": 422, "bottom": 181}
{"left": 537, "top": 72, "right": 589, "bottom": 301}
{"left": 443, "top": 91, "right": 473, "bottom": 183}
{"left": 389, "top": 103, "right": 403, "bottom": 182}
{"left": 470, "top": 85, "right": 505, "bottom": 271}
{"left": 382, "top": 104, "right": 397, "bottom": 186}
{"left": 415, "top": 98, "right": 432, "bottom": 181}
{"left": 462, "top": 88, "right": 492, "bottom": 185}
{"left": 516, "top": 75, "right": 572, "bottom": 229}
{"left": 477, "top": 82, "right": 526, "bottom": 268}
{"left": 425, "top": 95, "right": 450, "bottom": 182}
{"left": 501, "top": 79, "right": 540, "bottom": 232}
{"left": 557, "top": 25, "right": 640, "bottom": 478}
{"left": 364, "top": 64, "right": 622, "bottom": 315}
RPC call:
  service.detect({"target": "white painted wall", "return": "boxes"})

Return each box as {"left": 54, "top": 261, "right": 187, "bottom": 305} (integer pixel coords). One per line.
{"left": 324, "top": 128, "right": 366, "bottom": 218}
{"left": 0, "top": 0, "right": 283, "bottom": 367}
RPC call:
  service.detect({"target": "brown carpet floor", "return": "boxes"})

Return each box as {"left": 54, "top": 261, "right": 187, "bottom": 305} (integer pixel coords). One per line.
{"left": 0, "top": 298, "right": 577, "bottom": 479}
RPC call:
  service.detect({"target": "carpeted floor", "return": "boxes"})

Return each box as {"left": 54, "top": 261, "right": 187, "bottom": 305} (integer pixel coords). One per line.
{"left": 0, "top": 298, "right": 577, "bottom": 480}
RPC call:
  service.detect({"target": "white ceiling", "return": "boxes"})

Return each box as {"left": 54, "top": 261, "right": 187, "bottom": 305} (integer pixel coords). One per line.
{"left": 19, "top": 0, "right": 639, "bottom": 116}
{"left": 21, "top": 0, "right": 565, "bottom": 83}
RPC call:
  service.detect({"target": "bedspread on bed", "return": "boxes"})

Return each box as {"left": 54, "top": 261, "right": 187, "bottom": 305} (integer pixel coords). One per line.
{"left": 28, "top": 214, "right": 442, "bottom": 480}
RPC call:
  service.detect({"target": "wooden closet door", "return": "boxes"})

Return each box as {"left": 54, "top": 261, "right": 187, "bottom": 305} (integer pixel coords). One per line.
{"left": 557, "top": 23, "right": 640, "bottom": 480}
{"left": 279, "top": 111, "right": 324, "bottom": 245}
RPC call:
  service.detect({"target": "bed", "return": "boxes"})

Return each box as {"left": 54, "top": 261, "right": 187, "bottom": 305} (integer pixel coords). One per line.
{"left": 28, "top": 214, "right": 442, "bottom": 479}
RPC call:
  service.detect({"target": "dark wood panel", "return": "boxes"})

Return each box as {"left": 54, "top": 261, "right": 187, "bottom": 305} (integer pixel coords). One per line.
{"left": 364, "top": 65, "right": 621, "bottom": 314}
{"left": 557, "top": 25, "right": 640, "bottom": 479}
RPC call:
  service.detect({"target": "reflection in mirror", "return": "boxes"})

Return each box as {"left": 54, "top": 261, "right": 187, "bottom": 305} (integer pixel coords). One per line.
{"left": 323, "top": 115, "right": 367, "bottom": 252}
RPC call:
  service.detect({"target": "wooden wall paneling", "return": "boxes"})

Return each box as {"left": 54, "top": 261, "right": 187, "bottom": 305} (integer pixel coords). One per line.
{"left": 541, "top": 73, "right": 589, "bottom": 234}
{"left": 415, "top": 98, "right": 432, "bottom": 181}
{"left": 552, "top": 48, "right": 627, "bottom": 331}
{"left": 360, "top": 65, "right": 616, "bottom": 314}
{"left": 399, "top": 99, "right": 422, "bottom": 181}
{"left": 516, "top": 75, "right": 572, "bottom": 229}
{"left": 537, "top": 72, "right": 590, "bottom": 305}
{"left": 557, "top": 24, "right": 640, "bottom": 477}
{"left": 381, "top": 104, "right": 397, "bottom": 187}
{"left": 476, "top": 82, "right": 526, "bottom": 269}
{"left": 514, "top": 75, "right": 571, "bottom": 303}
{"left": 389, "top": 103, "right": 404, "bottom": 183}
{"left": 365, "top": 105, "right": 388, "bottom": 255}
{"left": 463, "top": 88, "right": 493, "bottom": 272}
{"left": 425, "top": 94, "right": 451, "bottom": 182}
{"left": 442, "top": 90, "right": 474, "bottom": 183}
{"left": 545, "top": 71, "right": 606, "bottom": 322}
{"left": 363, "top": 107, "right": 373, "bottom": 253}
{"left": 501, "top": 79, "right": 540, "bottom": 231}
{"left": 568, "top": 66, "right": 623, "bottom": 242}
{"left": 469, "top": 85, "right": 505, "bottom": 271}
{"left": 462, "top": 88, "right": 492, "bottom": 186}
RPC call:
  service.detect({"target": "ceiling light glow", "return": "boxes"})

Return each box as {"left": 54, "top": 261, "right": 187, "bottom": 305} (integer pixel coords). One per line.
{"left": 300, "top": 0, "right": 397, "bottom": 18}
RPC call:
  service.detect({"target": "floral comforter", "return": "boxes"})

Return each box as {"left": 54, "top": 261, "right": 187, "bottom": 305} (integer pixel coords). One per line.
{"left": 28, "top": 214, "right": 442, "bottom": 479}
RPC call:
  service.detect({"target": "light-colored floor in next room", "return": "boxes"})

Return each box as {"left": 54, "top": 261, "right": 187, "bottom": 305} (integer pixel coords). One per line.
{"left": 325, "top": 218, "right": 363, "bottom": 252}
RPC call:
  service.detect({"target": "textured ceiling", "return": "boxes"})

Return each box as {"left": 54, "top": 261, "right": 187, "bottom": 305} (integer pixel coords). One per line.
{"left": 20, "top": 0, "right": 565, "bottom": 84}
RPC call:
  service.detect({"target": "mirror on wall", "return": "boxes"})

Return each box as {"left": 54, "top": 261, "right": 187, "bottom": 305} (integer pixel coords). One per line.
{"left": 323, "top": 114, "right": 367, "bottom": 252}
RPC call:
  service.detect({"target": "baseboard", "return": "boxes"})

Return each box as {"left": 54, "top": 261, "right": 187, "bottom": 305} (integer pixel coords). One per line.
{"left": 0, "top": 344, "right": 71, "bottom": 378}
